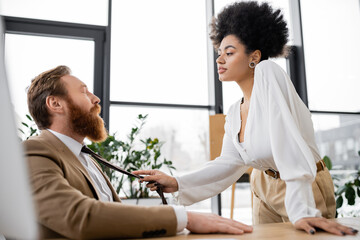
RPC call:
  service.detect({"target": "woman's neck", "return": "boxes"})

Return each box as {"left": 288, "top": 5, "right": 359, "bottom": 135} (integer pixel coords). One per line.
{"left": 237, "top": 77, "right": 254, "bottom": 103}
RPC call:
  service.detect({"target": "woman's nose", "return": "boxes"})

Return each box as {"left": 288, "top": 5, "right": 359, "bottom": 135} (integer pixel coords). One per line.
{"left": 216, "top": 54, "right": 224, "bottom": 64}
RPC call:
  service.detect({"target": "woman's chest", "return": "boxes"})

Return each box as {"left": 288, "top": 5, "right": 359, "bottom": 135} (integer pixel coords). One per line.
{"left": 235, "top": 101, "right": 276, "bottom": 170}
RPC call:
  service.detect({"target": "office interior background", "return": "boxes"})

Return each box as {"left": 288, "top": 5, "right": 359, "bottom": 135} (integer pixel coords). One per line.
{"left": 0, "top": 0, "right": 359, "bottom": 224}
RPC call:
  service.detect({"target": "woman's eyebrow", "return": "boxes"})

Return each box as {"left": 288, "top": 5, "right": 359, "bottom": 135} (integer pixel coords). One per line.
{"left": 224, "top": 45, "right": 236, "bottom": 50}
{"left": 218, "top": 45, "right": 237, "bottom": 53}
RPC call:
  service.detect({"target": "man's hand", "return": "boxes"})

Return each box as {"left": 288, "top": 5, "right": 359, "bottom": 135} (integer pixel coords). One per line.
{"left": 186, "top": 212, "right": 253, "bottom": 234}
{"left": 295, "top": 217, "right": 358, "bottom": 236}
{"left": 132, "top": 170, "right": 179, "bottom": 193}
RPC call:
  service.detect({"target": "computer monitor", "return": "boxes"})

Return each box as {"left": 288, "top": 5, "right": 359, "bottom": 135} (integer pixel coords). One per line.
{"left": 0, "top": 17, "right": 38, "bottom": 239}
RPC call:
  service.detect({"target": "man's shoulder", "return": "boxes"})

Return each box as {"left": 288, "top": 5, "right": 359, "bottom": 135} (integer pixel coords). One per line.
{"left": 23, "top": 130, "right": 62, "bottom": 158}
{"left": 24, "top": 131, "right": 51, "bottom": 149}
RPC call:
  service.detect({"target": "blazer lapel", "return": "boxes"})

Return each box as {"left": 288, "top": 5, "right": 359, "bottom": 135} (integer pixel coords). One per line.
{"left": 41, "top": 130, "right": 102, "bottom": 200}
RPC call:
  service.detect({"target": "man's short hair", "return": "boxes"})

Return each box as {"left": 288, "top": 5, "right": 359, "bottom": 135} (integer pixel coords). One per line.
{"left": 27, "top": 65, "right": 70, "bottom": 129}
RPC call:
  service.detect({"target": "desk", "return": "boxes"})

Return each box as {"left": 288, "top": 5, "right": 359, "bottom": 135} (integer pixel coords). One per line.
{"left": 142, "top": 217, "right": 360, "bottom": 240}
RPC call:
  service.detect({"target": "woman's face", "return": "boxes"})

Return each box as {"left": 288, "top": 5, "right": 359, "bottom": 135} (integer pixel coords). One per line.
{"left": 216, "top": 34, "right": 254, "bottom": 84}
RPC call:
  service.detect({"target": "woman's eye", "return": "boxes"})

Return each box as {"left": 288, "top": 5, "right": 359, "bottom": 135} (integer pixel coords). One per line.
{"left": 226, "top": 52, "right": 233, "bottom": 56}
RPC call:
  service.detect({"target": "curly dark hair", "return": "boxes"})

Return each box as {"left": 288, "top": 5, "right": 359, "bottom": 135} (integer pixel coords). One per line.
{"left": 210, "top": 1, "right": 289, "bottom": 60}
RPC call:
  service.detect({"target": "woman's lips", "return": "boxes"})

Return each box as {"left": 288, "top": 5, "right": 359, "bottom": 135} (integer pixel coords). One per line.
{"left": 218, "top": 67, "right": 227, "bottom": 74}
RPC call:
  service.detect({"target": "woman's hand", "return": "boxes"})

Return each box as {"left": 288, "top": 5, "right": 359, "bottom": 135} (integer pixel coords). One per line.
{"left": 295, "top": 217, "right": 358, "bottom": 236}
{"left": 132, "top": 170, "right": 179, "bottom": 193}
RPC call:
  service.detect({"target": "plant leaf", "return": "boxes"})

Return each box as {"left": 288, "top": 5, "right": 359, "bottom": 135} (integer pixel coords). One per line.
{"left": 345, "top": 187, "right": 355, "bottom": 205}
{"left": 336, "top": 185, "right": 347, "bottom": 196}
{"left": 336, "top": 196, "right": 343, "bottom": 209}
{"left": 354, "top": 179, "right": 360, "bottom": 187}
{"left": 323, "top": 155, "right": 332, "bottom": 170}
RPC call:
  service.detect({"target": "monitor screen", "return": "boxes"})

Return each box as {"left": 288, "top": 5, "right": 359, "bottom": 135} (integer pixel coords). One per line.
{"left": 0, "top": 17, "right": 38, "bottom": 239}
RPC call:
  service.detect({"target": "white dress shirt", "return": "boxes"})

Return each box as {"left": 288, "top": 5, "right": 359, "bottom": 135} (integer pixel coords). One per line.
{"left": 47, "top": 129, "right": 187, "bottom": 231}
{"left": 176, "top": 60, "right": 322, "bottom": 224}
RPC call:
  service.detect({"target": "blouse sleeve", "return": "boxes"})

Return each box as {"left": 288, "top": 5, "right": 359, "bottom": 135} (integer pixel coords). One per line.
{"left": 257, "top": 61, "right": 322, "bottom": 223}
{"left": 175, "top": 114, "right": 248, "bottom": 206}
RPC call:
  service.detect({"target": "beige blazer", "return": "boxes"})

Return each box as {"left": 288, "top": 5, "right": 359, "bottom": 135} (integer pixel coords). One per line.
{"left": 23, "top": 130, "right": 177, "bottom": 239}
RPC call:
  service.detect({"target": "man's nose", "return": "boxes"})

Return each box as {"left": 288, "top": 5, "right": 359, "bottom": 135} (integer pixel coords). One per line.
{"left": 90, "top": 92, "right": 100, "bottom": 104}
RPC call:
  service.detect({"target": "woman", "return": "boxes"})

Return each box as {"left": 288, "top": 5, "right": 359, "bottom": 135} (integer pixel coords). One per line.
{"left": 134, "top": 1, "right": 358, "bottom": 236}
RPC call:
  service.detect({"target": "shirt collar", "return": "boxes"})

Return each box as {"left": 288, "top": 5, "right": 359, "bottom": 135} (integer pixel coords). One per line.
{"left": 47, "top": 129, "right": 83, "bottom": 157}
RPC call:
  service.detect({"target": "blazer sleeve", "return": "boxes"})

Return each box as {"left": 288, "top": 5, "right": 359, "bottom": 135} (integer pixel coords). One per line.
{"left": 24, "top": 138, "right": 177, "bottom": 239}
{"left": 256, "top": 61, "right": 322, "bottom": 224}
{"left": 176, "top": 114, "right": 248, "bottom": 206}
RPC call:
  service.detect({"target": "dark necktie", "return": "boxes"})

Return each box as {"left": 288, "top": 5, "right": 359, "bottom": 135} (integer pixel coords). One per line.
{"left": 81, "top": 145, "right": 167, "bottom": 205}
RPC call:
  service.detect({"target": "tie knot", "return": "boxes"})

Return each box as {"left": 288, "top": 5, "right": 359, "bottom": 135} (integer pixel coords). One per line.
{"left": 81, "top": 145, "right": 93, "bottom": 155}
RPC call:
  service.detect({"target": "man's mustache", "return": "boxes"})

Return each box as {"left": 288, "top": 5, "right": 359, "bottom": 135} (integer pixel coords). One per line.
{"left": 91, "top": 104, "right": 101, "bottom": 115}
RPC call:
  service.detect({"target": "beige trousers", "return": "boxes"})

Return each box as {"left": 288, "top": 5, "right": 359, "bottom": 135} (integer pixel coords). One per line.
{"left": 250, "top": 167, "right": 336, "bottom": 224}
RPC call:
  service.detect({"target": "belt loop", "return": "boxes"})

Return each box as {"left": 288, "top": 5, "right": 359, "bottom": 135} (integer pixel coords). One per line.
{"left": 267, "top": 168, "right": 279, "bottom": 179}
{"left": 320, "top": 159, "right": 325, "bottom": 170}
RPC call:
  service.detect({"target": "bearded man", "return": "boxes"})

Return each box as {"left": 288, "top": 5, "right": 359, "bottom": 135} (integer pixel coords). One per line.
{"left": 23, "top": 66, "right": 252, "bottom": 239}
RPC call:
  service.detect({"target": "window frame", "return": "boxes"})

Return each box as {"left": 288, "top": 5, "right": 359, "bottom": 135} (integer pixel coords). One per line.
{"left": 3, "top": 15, "right": 110, "bottom": 123}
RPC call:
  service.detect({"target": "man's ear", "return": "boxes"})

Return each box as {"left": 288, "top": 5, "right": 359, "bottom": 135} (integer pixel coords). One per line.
{"left": 251, "top": 50, "right": 262, "bottom": 64}
{"left": 46, "top": 96, "right": 65, "bottom": 114}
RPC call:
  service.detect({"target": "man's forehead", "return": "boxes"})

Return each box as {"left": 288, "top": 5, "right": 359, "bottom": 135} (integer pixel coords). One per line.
{"left": 61, "top": 75, "right": 86, "bottom": 87}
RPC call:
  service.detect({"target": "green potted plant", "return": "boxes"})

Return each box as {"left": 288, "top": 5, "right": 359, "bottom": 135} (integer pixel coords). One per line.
{"left": 87, "top": 114, "right": 176, "bottom": 204}
{"left": 323, "top": 155, "right": 360, "bottom": 217}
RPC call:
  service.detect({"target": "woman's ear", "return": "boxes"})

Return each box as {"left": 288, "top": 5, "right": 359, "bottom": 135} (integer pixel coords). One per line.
{"left": 46, "top": 96, "right": 64, "bottom": 114}
{"left": 251, "top": 50, "right": 262, "bottom": 64}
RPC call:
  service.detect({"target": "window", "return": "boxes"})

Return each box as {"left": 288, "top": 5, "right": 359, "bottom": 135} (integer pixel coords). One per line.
{"left": 110, "top": 1, "right": 210, "bottom": 170}
{"left": 5, "top": 33, "right": 94, "bottom": 126}
{"left": 0, "top": 0, "right": 108, "bottom": 26}
{"left": 301, "top": 0, "right": 360, "bottom": 171}
{"left": 301, "top": 0, "right": 360, "bottom": 112}
{"left": 110, "top": 0, "right": 211, "bottom": 209}
{"left": 110, "top": 0, "right": 208, "bottom": 105}
{"left": 312, "top": 113, "right": 360, "bottom": 170}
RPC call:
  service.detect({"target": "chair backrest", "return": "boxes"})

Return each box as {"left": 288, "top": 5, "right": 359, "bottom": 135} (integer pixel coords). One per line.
{"left": 209, "top": 114, "right": 252, "bottom": 180}
{"left": 209, "top": 114, "right": 226, "bottom": 160}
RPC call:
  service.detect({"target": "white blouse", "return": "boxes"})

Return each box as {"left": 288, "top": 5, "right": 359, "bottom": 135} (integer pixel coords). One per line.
{"left": 176, "top": 60, "right": 322, "bottom": 224}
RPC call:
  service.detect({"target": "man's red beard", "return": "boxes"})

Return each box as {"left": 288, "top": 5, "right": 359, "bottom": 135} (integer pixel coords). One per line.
{"left": 66, "top": 98, "right": 108, "bottom": 142}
